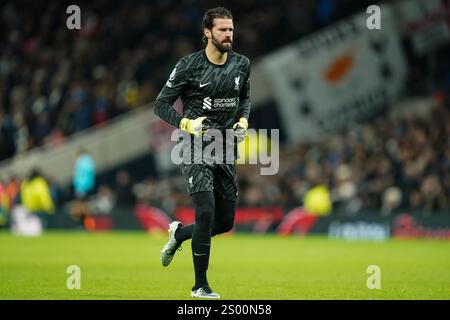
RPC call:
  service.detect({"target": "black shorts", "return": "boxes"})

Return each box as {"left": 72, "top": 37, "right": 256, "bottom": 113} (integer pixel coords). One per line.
{"left": 181, "top": 163, "right": 238, "bottom": 201}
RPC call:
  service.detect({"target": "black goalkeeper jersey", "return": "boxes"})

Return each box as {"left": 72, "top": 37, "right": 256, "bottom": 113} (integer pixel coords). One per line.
{"left": 154, "top": 49, "right": 251, "bottom": 133}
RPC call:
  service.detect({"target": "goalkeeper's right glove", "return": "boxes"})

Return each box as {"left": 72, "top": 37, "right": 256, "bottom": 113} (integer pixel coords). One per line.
{"left": 179, "top": 116, "right": 208, "bottom": 138}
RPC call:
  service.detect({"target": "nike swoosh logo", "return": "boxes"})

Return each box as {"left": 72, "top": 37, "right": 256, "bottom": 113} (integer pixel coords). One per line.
{"left": 193, "top": 252, "right": 208, "bottom": 256}
{"left": 199, "top": 82, "right": 211, "bottom": 88}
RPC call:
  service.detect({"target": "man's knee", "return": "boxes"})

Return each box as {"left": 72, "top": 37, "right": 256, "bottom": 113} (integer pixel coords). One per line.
{"left": 192, "top": 192, "right": 215, "bottom": 231}
{"left": 212, "top": 219, "right": 234, "bottom": 235}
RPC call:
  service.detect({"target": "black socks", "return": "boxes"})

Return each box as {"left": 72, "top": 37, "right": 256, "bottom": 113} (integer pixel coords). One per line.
{"left": 190, "top": 192, "right": 215, "bottom": 288}
{"left": 175, "top": 224, "right": 194, "bottom": 243}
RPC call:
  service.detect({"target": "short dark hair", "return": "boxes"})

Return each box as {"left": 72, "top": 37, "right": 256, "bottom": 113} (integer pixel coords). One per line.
{"left": 201, "top": 7, "right": 233, "bottom": 44}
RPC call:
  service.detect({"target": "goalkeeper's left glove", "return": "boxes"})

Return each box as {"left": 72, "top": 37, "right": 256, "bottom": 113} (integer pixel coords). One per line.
{"left": 232, "top": 117, "right": 248, "bottom": 143}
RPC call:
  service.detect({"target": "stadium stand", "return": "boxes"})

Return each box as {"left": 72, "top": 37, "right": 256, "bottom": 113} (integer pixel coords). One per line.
{"left": 0, "top": 0, "right": 377, "bottom": 160}
{"left": 0, "top": 0, "right": 449, "bottom": 231}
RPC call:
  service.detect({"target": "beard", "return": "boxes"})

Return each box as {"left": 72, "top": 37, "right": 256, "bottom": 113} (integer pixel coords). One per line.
{"left": 212, "top": 35, "right": 232, "bottom": 53}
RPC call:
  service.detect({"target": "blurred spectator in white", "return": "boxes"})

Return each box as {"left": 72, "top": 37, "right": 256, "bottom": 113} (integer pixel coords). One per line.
{"left": 90, "top": 185, "right": 115, "bottom": 215}
{"left": 381, "top": 187, "right": 402, "bottom": 216}
{"left": 331, "top": 163, "right": 360, "bottom": 214}
{"left": 11, "top": 205, "right": 42, "bottom": 237}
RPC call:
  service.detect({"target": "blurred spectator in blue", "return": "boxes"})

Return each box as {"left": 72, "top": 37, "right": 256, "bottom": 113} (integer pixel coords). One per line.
{"left": 73, "top": 148, "right": 96, "bottom": 199}
{"left": 71, "top": 148, "right": 96, "bottom": 227}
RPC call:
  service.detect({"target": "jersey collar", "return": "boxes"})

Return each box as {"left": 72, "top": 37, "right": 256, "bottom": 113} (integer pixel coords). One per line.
{"left": 202, "top": 49, "right": 232, "bottom": 68}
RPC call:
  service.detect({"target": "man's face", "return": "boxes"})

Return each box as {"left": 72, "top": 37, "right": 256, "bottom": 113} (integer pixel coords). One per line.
{"left": 208, "top": 18, "right": 233, "bottom": 53}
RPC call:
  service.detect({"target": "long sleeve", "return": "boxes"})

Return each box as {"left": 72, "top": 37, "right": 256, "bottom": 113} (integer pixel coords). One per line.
{"left": 236, "top": 60, "right": 251, "bottom": 120}
{"left": 154, "top": 58, "right": 189, "bottom": 128}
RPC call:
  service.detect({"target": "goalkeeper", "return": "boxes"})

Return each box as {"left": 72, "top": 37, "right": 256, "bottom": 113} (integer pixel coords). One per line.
{"left": 153, "top": 7, "right": 251, "bottom": 299}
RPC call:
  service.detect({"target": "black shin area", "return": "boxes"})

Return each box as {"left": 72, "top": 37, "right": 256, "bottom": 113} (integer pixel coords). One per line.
{"left": 191, "top": 191, "right": 215, "bottom": 288}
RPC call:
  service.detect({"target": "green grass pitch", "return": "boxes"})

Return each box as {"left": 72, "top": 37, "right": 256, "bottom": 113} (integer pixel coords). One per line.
{"left": 0, "top": 231, "right": 449, "bottom": 299}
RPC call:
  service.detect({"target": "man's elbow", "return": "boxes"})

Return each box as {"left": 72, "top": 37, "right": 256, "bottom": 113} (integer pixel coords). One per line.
{"left": 153, "top": 101, "right": 161, "bottom": 117}
{"left": 153, "top": 99, "right": 168, "bottom": 119}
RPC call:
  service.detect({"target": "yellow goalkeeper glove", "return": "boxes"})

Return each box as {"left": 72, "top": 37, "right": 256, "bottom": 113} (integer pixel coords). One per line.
{"left": 179, "top": 116, "right": 208, "bottom": 138}
{"left": 232, "top": 117, "right": 248, "bottom": 143}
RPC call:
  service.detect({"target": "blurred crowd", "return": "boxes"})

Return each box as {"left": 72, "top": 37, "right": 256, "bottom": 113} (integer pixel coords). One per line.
{"left": 131, "top": 93, "right": 450, "bottom": 216}
{"left": 0, "top": 0, "right": 375, "bottom": 161}
{"left": 0, "top": 0, "right": 448, "bottom": 220}
{"left": 278, "top": 93, "right": 450, "bottom": 215}
{"left": 1, "top": 93, "right": 448, "bottom": 225}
